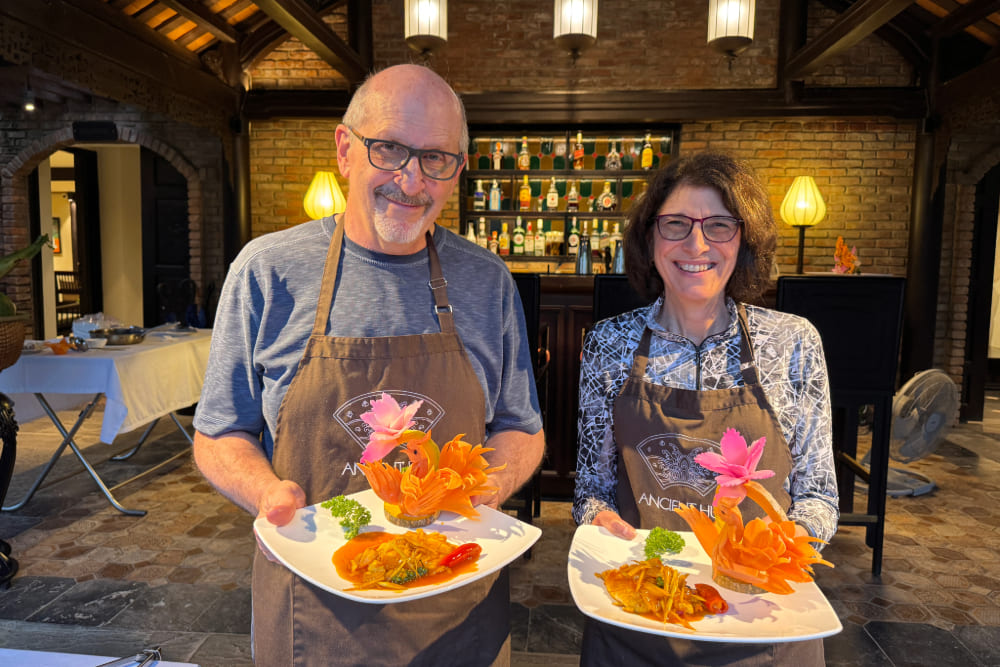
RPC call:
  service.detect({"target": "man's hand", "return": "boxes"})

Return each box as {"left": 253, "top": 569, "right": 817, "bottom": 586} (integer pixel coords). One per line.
{"left": 593, "top": 510, "right": 637, "bottom": 540}
{"left": 258, "top": 479, "right": 307, "bottom": 526}
{"left": 254, "top": 479, "right": 307, "bottom": 562}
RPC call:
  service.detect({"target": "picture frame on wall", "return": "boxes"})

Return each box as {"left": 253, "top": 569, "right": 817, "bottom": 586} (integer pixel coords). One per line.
{"left": 52, "top": 217, "right": 61, "bottom": 254}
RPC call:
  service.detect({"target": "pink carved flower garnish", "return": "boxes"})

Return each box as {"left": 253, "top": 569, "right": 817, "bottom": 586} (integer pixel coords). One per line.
{"left": 359, "top": 393, "right": 424, "bottom": 464}
{"left": 694, "top": 427, "right": 775, "bottom": 506}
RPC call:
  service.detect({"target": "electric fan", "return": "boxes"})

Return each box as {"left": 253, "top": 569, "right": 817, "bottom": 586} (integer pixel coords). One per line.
{"left": 873, "top": 369, "right": 960, "bottom": 496}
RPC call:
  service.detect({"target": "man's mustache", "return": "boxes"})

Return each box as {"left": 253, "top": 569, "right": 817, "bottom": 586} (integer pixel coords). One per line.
{"left": 375, "top": 185, "right": 432, "bottom": 207}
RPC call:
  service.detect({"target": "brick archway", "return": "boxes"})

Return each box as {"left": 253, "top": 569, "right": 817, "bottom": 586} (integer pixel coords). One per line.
{"left": 0, "top": 125, "right": 205, "bottom": 331}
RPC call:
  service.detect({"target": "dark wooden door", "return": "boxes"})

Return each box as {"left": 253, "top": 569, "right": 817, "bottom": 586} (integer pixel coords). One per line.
{"left": 963, "top": 162, "right": 1000, "bottom": 420}
{"left": 141, "top": 148, "right": 189, "bottom": 327}
{"left": 67, "top": 147, "right": 103, "bottom": 316}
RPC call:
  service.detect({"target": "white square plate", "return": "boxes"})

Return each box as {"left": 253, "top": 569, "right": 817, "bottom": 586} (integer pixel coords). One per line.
{"left": 568, "top": 525, "right": 842, "bottom": 643}
{"left": 253, "top": 488, "right": 541, "bottom": 604}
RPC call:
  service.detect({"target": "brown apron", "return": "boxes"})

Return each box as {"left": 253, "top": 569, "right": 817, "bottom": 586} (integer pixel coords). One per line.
{"left": 252, "top": 222, "right": 510, "bottom": 667}
{"left": 581, "top": 304, "right": 823, "bottom": 666}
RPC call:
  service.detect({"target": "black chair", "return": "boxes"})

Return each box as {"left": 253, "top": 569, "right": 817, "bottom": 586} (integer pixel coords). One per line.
{"left": 53, "top": 270, "right": 83, "bottom": 335}
{"left": 776, "top": 274, "right": 906, "bottom": 576}
{"left": 592, "top": 275, "right": 650, "bottom": 322}
{"left": 504, "top": 273, "right": 549, "bottom": 528}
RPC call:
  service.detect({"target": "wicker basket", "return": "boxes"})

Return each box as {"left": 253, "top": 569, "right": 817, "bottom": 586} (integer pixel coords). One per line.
{"left": 0, "top": 317, "right": 26, "bottom": 372}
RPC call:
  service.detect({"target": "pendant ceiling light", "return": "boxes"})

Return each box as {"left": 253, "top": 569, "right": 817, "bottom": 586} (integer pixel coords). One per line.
{"left": 304, "top": 171, "right": 347, "bottom": 220}
{"left": 707, "top": 0, "right": 756, "bottom": 61}
{"left": 405, "top": 0, "right": 447, "bottom": 57}
{"left": 780, "top": 176, "right": 827, "bottom": 274}
{"left": 553, "top": 0, "right": 598, "bottom": 63}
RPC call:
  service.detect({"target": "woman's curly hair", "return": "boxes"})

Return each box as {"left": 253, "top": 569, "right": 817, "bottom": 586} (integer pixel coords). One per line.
{"left": 624, "top": 151, "right": 776, "bottom": 304}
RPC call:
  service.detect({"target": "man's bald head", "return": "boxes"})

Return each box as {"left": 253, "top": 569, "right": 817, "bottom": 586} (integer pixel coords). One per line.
{"left": 342, "top": 64, "right": 468, "bottom": 154}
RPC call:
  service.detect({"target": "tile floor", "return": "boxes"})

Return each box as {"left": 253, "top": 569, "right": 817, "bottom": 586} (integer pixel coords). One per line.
{"left": 0, "top": 392, "right": 999, "bottom": 666}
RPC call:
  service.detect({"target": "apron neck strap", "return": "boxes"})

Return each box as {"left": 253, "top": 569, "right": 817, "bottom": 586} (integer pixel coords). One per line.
{"left": 425, "top": 230, "right": 456, "bottom": 333}
{"left": 312, "top": 219, "right": 346, "bottom": 337}
{"left": 735, "top": 302, "right": 759, "bottom": 385}
{"left": 629, "top": 302, "right": 758, "bottom": 383}
{"left": 311, "top": 222, "right": 455, "bottom": 336}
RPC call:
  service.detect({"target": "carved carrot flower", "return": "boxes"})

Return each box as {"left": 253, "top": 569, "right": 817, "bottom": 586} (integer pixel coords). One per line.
{"left": 694, "top": 427, "right": 775, "bottom": 506}
{"left": 359, "top": 393, "right": 424, "bottom": 464}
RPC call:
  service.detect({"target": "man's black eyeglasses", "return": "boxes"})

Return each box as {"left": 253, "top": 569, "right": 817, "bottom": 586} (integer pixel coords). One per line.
{"left": 348, "top": 127, "right": 464, "bottom": 181}
{"left": 655, "top": 214, "right": 742, "bottom": 243}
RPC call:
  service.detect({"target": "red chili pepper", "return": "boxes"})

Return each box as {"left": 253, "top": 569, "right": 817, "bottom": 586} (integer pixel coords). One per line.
{"left": 694, "top": 583, "right": 729, "bottom": 614}
{"left": 440, "top": 543, "right": 482, "bottom": 568}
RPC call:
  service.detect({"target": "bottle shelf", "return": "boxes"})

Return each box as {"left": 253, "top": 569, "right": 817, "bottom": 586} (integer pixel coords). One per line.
{"left": 462, "top": 126, "right": 679, "bottom": 268}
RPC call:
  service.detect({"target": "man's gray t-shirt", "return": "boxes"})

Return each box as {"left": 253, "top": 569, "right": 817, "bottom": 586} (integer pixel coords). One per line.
{"left": 193, "top": 217, "right": 542, "bottom": 459}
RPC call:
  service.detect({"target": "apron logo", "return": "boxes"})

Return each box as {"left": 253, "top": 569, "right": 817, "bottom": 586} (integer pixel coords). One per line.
{"left": 636, "top": 433, "right": 718, "bottom": 495}
{"left": 333, "top": 390, "right": 445, "bottom": 451}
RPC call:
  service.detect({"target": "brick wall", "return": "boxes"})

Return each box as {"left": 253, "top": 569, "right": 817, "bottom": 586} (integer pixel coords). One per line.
{"left": 0, "top": 100, "right": 230, "bottom": 332}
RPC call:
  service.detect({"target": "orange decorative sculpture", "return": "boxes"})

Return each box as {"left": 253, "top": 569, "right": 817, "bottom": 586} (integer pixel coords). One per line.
{"left": 357, "top": 393, "right": 504, "bottom": 526}
{"left": 675, "top": 428, "right": 833, "bottom": 595}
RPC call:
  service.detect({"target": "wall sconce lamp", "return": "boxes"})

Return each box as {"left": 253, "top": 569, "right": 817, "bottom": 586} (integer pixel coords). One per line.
{"left": 304, "top": 171, "right": 347, "bottom": 220}
{"left": 405, "top": 0, "right": 447, "bottom": 59}
{"left": 780, "top": 175, "right": 826, "bottom": 274}
{"left": 23, "top": 87, "right": 36, "bottom": 112}
{"left": 707, "top": 0, "right": 756, "bottom": 64}
{"left": 553, "top": 0, "right": 598, "bottom": 63}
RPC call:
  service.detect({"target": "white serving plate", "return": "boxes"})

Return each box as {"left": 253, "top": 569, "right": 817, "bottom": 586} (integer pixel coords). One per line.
{"left": 254, "top": 488, "right": 541, "bottom": 604}
{"left": 568, "top": 524, "right": 842, "bottom": 643}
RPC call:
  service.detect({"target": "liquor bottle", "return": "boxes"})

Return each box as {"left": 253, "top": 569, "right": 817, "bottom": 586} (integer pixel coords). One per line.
{"left": 537, "top": 195, "right": 545, "bottom": 212}
{"left": 492, "top": 141, "right": 503, "bottom": 170}
{"left": 597, "top": 181, "right": 617, "bottom": 211}
{"left": 498, "top": 222, "right": 511, "bottom": 256}
{"left": 546, "top": 177, "right": 560, "bottom": 210}
{"left": 473, "top": 179, "right": 486, "bottom": 211}
{"left": 641, "top": 132, "right": 654, "bottom": 170}
{"left": 573, "top": 131, "right": 585, "bottom": 170}
{"left": 609, "top": 221, "right": 623, "bottom": 256}
{"left": 465, "top": 220, "right": 477, "bottom": 245}
{"left": 517, "top": 136, "right": 531, "bottom": 170}
{"left": 599, "top": 219, "right": 611, "bottom": 253}
{"left": 519, "top": 175, "right": 532, "bottom": 211}
{"left": 587, "top": 195, "right": 596, "bottom": 213}
{"left": 534, "top": 219, "right": 545, "bottom": 256}
{"left": 575, "top": 225, "right": 592, "bottom": 274}
{"left": 512, "top": 217, "right": 525, "bottom": 255}
{"left": 605, "top": 140, "right": 622, "bottom": 171}
{"left": 524, "top": 221, "right": 535, "bottom": 255}
{"left": 488, "top": 230, "right": 499, "bottom": 254}
{"left": 489, "top": 179, "right": 501, "bottom": 210}
{"left": 603, "top": 245, "right": 613, "bottom": 274}
{"left": 567, "top": 217, "right": 580, "bottom": 257}
{"left": 567, "top": 180, "right": 579, "bottom": 212}
{"left": 477, "top": 218, "right": 489, "bottom": 249}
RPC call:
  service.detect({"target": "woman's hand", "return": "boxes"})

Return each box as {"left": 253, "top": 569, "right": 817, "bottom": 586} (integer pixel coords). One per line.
{"left": 593, "top": 510, "right": 637, "bottom": 540}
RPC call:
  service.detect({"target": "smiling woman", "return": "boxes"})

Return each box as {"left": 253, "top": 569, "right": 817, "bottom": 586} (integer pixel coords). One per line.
{"left": 574, "top": 151, "right": 837, "bottom": 666}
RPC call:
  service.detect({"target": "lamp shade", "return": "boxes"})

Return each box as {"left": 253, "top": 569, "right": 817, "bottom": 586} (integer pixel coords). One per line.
{"left": 405, "top": 0, "right": 447, "bottom": 53}
{"left": 304, "top": 171, "right": 346, "bottom": 219}
{"left": 707, "top": 0, "right": 755, "bottom": 57}
{"left": 780, "top": 176, "right": 826, "bottom": 228}
{"left": 553, "top": 0, "right": 598, "bottom": 55}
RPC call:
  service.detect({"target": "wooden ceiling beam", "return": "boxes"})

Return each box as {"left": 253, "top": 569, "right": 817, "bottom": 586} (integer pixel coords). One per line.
{"left": 2, "top": 0, "right": 235, "bottom": 110}
{"left": 157, "top": 0, "right": 238, "bottom": 44}
{"left": 253, "top": 0, "right": 366, "bottom": 84}
{"left": 785, "top": 0, "right": 917, "bottom": 80}
{"left": 930, "top": 0, "right": 1000, "bottom": 38}
{"left": 244, "top": 87, "right": 928, "bottom": 123}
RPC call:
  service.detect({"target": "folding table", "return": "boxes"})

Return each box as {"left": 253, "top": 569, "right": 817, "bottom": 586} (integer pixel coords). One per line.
{"left": 0, "top": 328, "right": 212, "bottom": 516}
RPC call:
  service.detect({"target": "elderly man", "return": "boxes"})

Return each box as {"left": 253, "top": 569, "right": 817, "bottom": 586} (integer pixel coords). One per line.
{"left": 192, "top": 64, "right": 544, "bottom": 666}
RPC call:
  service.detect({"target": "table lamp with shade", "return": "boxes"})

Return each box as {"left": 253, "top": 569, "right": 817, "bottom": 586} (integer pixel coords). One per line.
{"left": 304, "top": 171, "right": 347, "bottom": 220}
{"left": 780, "top": 175, "right": 826, "bottom": 274}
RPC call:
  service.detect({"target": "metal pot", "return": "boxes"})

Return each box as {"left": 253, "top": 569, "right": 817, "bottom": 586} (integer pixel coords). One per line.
{"left": 89, "top": 326, "right": 146, "bottom": 345}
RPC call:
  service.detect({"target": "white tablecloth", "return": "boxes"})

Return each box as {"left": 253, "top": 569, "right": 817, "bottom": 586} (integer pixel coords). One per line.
{"left": 0, "top": 329, "right": 212, "bottom": 443}
{"left": 0, "top": 648, "right": 197, "bottom": 666}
